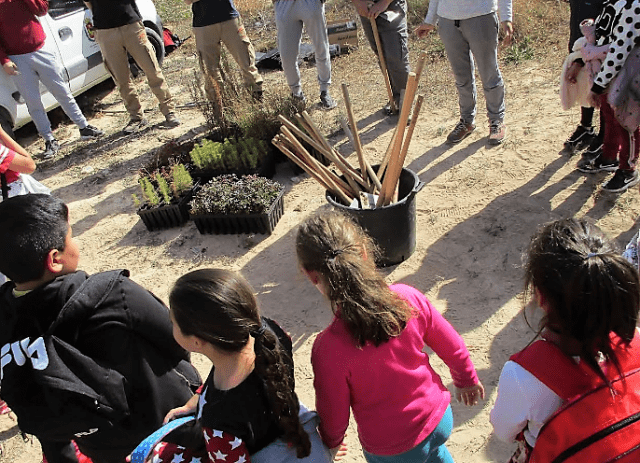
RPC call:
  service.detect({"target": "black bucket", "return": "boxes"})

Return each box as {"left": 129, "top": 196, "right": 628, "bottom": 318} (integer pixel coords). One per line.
{"left": 326, "top": 165, "right": 424, "bottom": 267}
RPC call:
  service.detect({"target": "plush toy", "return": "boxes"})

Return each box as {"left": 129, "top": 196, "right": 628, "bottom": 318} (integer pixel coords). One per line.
{"left": 560, "top": 19, "right": 609, "bottom": 110}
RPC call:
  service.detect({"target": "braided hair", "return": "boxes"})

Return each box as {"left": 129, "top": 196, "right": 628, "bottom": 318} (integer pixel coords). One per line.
{"left": 169, "top": 269, "right": 311, "bottom": 457}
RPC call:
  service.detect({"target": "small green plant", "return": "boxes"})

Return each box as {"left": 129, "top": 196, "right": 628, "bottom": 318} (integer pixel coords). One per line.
{"left": 156, "top": 172, "right": 172, "bottom": 205}
{"left": 504, "top": 36, "right": 535, "bottom": 65}
{"left": 190, "top": 174, "right": 283, "bottom": 215}
{"left": 134, "top": 163, "right": 193, "bottom": 208}
{"left": 172, "top": 164, "right": 194, "bottom": 196}
{"left": 139, "top": 176, "right": 160, "bottom": 207}
{"left": 189, "top": 137, "right": 267, "bottom": 172}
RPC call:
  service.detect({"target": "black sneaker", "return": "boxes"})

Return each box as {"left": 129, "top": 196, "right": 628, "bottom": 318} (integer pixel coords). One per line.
{"left": 601, "top": 169, "right": 640, "bottom": 193}
{"left": 123, "top": 118, "right": 149, "bottom": 134}
{"left": 79, "top": 124, "right": 104, "bottom": 140}
{"left": 564, "top": 125, "right": 595, "bottom": 153}
{"left": 319, "top": 91, "right": 337, "bottom": 110}
{"left": 42, "top": 139, "right": 60, "bottom": 159}
{"left": 446, "top": 120, "right": 476, "bottom": 144}
{"left": 583, "top": 135, "right": 603, "bottom": 160}
{"left": 576, "top": 154, "right": 619, "bottom": 173}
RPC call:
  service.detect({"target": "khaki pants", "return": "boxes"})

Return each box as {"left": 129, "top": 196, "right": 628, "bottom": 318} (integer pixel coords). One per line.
{"left": 193, "top": 17, "right": 263, "bottom": 100}
{"left": 95, "top": 21, "right": 174, "bottom": 119}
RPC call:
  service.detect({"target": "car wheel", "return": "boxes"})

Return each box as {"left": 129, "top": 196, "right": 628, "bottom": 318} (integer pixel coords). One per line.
{"left": 128, "top": 27, "right": 166, "bottom": 77}
{"left": 0, "top": 110, "right": 15, "bottom": 139}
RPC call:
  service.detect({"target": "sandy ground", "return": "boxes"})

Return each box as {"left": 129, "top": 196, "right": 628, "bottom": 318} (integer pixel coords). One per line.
{"left": 1, "top": 23, "right": 640, "bottom": 463}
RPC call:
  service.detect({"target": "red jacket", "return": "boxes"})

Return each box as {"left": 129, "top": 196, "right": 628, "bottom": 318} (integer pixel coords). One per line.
{"left": 0, "top": 0, "right": 48, "bottom": 65}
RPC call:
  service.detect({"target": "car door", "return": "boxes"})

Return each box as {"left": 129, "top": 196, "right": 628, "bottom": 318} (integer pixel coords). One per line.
{"left": 40, "top": 0, "right": 105, "bottom": 94}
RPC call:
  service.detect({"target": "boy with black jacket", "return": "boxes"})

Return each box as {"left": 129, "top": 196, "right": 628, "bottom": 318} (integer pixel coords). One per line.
{"left": 0, "top": 194, "right": 201, "bottom": 463}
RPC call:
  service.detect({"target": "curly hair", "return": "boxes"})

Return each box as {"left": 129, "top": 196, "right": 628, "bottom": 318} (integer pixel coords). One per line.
{"left": 296, "top": 210, "right": 412, "bottom": 347}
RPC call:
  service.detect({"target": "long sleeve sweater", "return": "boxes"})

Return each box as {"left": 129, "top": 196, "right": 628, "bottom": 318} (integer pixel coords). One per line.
{"left": 311, "top": 283, "right": 479, "bottom": 456}
{"left": 424, "top": 0, "right": 512, "bottom": 25}
{"left": 0, "top": 0, "right": 48, "bottom": 65}
{"left": 591, "top": 0, "right": 640, "bottom": 93}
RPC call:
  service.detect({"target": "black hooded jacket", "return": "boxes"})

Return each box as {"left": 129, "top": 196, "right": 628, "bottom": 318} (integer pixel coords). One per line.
{"left": 0, "top": 270, "right": 201, "bottom": 463}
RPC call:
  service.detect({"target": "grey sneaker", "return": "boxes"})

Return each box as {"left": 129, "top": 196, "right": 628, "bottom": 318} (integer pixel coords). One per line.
{"left": 163, "top": 113, "right": 180, "bottom": 128}
{"left": 79, "top": 124, "right": 104, "bottom": 139}
{"left": 123, "top": 118, "right": 149, "bottom": 134}
{"left": 446, "top": 120, "right": 475, "bottom": 144}
{"left": 42, "top": 139, "right": 60, "bottom": 159}
{"left": 488, "top": 121, "right": 507, "bottom": 145}
{"left": 292, "top": 93, "right": 307, "bottom": 109}
{"left": 319, "top": 91, "right": 337, "bottom": 110}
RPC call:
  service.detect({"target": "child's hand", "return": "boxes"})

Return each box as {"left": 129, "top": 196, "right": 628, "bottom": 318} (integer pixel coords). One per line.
{"left": 330, "top": 441, "right": 348, "bottom": 461}
{"left": 414, "top": 23, "right": 435, "bottom": 38}
{"left": 163, "top": 405, "right": 193, "bottom": 424}
{"left": 455, "top": 382, "right": 485, "bottom": 406}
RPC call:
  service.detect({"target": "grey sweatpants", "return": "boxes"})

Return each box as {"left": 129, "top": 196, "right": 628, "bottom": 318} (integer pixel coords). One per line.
{"left": 274, "top": 0, "right": 331, "bottom": 96}
{"left": 10, "top": 48, "right": 88, "bottom": 141}
{"left": 360, "top": 3, "right": 410, "bottom": 101}
{"left": 437, "top": 13, "right": 506, "bottom": 124}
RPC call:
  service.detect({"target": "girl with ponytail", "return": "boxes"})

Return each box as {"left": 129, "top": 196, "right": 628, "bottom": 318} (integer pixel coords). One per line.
{"left": 296, "top": 211, "right": 484, "bottom": 463}
{"left": 148, "top": 268, "right": 330, "bottom": 463}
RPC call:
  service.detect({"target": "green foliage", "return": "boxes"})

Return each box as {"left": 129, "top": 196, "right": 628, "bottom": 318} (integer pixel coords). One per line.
{"left": 139, "top": 177, "right": 160, "bottom": 207}
{"left": 189, "top": 139, "right": 225, "bottom": 170}
{"left": 136, "top": 163, "right": 193, "bottom": 208}
{"left": 171, "top": 164, "right": 194, "bottom": 196}
{"left": 132, "top": 194, "right": 141, "bottom": 208}
{"left": 504, "top": 36, "right": 535, "bottom": 65}
{"left": 190, "top": 174, "right": 283, "bottom": 215}
{"left": 156, "top": 172, "right": 172, "bottom": 205}
{"left": 188, "top": 137, "right": 267, "bottom": 172}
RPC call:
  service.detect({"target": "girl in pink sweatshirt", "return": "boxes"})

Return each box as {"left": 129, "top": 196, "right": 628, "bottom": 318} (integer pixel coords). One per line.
{"left": 295, "top": 210, "right": 484, "bottom": 463}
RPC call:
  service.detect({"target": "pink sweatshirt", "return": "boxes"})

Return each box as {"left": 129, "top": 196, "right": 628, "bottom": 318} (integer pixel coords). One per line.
{"left": 311, "top": 283, "right": 479, "bottom": 456}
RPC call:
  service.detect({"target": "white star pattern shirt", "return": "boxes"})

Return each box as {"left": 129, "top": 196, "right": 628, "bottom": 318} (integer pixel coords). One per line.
{"left": 150, "top": 427, "right": 250, "bottom": 463}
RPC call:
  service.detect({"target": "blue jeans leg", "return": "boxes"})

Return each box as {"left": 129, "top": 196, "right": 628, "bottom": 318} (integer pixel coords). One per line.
{"left": 363, "top": 405, "right": 455, "bottom": 463}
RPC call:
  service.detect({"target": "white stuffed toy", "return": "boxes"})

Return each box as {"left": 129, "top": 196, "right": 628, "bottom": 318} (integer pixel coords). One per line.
{"left": 560, "top": 19, "right": 609, "bottom": 110}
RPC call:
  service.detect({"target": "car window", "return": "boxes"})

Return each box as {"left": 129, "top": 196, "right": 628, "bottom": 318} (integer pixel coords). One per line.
{"left": 48, "top": 0, "right": 86, "bottom": 19}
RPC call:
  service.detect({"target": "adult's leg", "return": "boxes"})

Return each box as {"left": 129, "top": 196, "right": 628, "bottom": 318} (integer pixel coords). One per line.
{"left": 194, "top": 22, "right": 225, "bottom": 100}
{"left": 219, "top": 17, "right": 264, "bottom": 92}
{"left": 297, "top": 0, "right": 331, "bottom": 93}
{"left": 9, "top": 52, "right": 55, "bottom": 140}
{"left": 121, "top": 21, "right": 174, "bottom": 116}
{"left": 28, "top": 49, "right": 89, "bottom": 129}
{"left": 462, "top": 13, "right": 505, "bottom": 124}
{"left": 374, "top": 5, "right": 410, "bottom": 100}
{"left": 275, "top": 0, "right": 304, "bottom": 96}
{"left": 438, "top": 18, "right": 476, "bottom": 124}
{"left": 95, "top": 27, "right": 144, "bottom": 120}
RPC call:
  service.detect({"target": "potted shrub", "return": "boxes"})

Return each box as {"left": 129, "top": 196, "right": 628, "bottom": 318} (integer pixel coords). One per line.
{"left": 189, "top": 174, "right": 285, "bottom": 235}
{"left": 133, "top": 163, "right": 196, "bottom": 231}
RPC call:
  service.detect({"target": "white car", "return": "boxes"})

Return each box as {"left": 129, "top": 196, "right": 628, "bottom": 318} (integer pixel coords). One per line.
{"left": 0, "top": 0, "right": 165, "bottom": 137}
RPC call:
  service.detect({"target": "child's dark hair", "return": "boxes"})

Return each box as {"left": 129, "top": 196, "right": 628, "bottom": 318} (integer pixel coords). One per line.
{"left": 296, "top": 210, "right": 412, "bottom": 347}
{"left": 0, "top": 194, "right": 69, "bottom": 283}
{"left": 525, "top": 218, "right": 640, "bottom": 383}
{"left": 169, "top": 269, "right": 311, "bottom": 458}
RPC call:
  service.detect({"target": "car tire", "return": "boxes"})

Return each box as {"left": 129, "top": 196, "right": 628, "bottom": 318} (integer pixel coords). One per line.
{"left": 129, "top": 27, "right": 166, "bottom": 77}
{"left": 0, "top": 110, "right": 15, "bottom": 139}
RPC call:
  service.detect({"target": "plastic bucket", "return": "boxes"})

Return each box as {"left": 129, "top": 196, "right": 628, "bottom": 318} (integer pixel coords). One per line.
{"left": 326, "top": 165, "right": 424, "bottom": 267}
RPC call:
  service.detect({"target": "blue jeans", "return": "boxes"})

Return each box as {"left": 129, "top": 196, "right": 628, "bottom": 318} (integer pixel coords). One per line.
{"left": 363, "top": 405, "right": 454, "bottom": 463}
{"left": 437, "top": 13, "right": 505, "bottom": 125}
